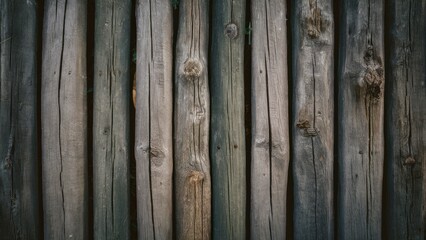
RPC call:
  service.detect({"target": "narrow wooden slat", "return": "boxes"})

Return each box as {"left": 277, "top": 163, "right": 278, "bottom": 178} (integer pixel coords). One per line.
{"left": 337, "top": 0, "right": 384, "bottom": 239}
{"left": 385, "top": 1, "right": 426, "bottom": 239}
{"left": 0, "top": 0, "right": 40, "bottom": 238}
{"left": 135, "top": 0, "right": 173, "bottom": 239}
{"left": 174, "top": 0, "right": 211, "bottom": 239}
{"left": 41, "top": 1, "right": 88, "bottom": 239}
{"left": 210, "top": 0, "right": 246, "bottom": 239}
{"left": 251, "top": 0, "right": 290, "bottom": 239}
{"left": 291, "top": 0, "right": 334, "bottom": 239}
{"left": 93, "top": 0, "right": 131, "bottom": 239}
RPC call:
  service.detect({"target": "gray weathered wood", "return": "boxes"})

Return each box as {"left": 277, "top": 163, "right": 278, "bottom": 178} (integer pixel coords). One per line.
{"left": 135, "top": 0, "right": 174, "bottom": 239}
{"left": 41, "top": 0, "right": 88, "bottom": 239}
{"left": 337, "top": 0, "right": 384, "bottom": 239}
{"left": 251, "top": 0, "right": 290, "bottom": 239}
{"left": 210, "top": 0, "right": 246, "bottom": 239}
{"left": 0, "top": 0, "right": 40, "bottom": 238}
{"left": 93, "top": 0, "right": 131, "bottom": 239}
{"left": 174, "top": 0, "right": 211, "bottom": 239}
{"left": 385, "top": 1, "right": 426, "bottom": 239}
{"left": 291, "top": 0, "right": 334, "bottom": 239}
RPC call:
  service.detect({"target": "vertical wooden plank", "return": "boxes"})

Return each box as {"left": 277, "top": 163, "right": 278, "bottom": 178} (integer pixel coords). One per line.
{"left": 385, "top": 1, "right": 426, "bottom": 239}
{"left": 210, "top": 0, "right": 246, "bottom": 239}
{"left": 41, "top": 0, "right": 88, "bottom": 239}
{"left": 135, "top": 0, "right": 174, "bottom": 239}
{"left": 0, "top": 0, "right": 40, "bottom": 238}
{"left": 174, "top": 0, "right": 211, "bottom": 239}
{"left": 291, "top": 0, "right": 334, "bottom": 239}
{"left": 337, "top": 0, "right": 384, "bottom": 239}
{"left": 251, "top": 0, "right": 290, "bottom": 239}
{"left": 93, "top": 0, "right": 131, "bottom": 239}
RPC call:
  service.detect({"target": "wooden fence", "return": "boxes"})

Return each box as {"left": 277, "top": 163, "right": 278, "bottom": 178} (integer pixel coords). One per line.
{"left": 0, "top": 0, "right": 425, "bottom": 239}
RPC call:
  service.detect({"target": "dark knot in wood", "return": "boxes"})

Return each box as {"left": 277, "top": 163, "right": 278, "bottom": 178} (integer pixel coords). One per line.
{"left": 363, "top": 45, "right": 384, "bottom": 103}
{"left": 225, "top": 23, "right": 238, "bottom": 39}
{"left": 403, "top": 156, "right": 416, "bottom": 166}
{"left": 183, "top": 58, "right": 202, "bottom": 79}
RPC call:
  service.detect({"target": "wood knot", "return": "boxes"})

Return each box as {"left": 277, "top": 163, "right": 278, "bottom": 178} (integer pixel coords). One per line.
{"left": 362, "top": 46, "right": 384, "bottom": 102}
{"left": 306, "top": 5, "right": 323, "bottom": 38}
{"left": 188, "top": 171, "right": 204, "bottom": 183}
{"left": 224, "top": 23, "right": 238, "bottom": 39}
{"left": 296, "top": 119, "right": 318, "bottom": 136}
{"left": 183, "top": 58, "right": 202, "bottom": 79}
{"left": 403, "top": 156, "right": 416, "bottom": 166}
{"left": 296, "top": 119, "right": 311, "bottom": 129}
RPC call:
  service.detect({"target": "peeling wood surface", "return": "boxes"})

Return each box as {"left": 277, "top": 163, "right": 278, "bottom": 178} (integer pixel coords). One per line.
{"left": 93, "top": 0, "right": 131, "bottom": 239}
{"left": 291, "top": 0, "right": 334, "bottom": 239}
{"left": 0, "top": 0, "right": 40, "bottom": 239}
{"left": 385, "top": 1, "right": 426, "bottom": 239}
{"left": 210, "top": 0, "right": 246, "bottom": 239}
{"left": 41, "top": 1, "right": 88, "bottom": 239}
{"left": 135, "top": 0, "right": 174, "bottom": 239}
{"left": 337, "top": 0, "right": 384, "bottom": 239}
{"left": 174, "top": 0, "right": 211, "bottom": 239}
{"left": 251, "top": 0, "right": 290, "bottom": 239}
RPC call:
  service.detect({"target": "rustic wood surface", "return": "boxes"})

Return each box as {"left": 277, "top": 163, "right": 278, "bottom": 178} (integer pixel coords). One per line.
{"left": 385, "top": 1, "right": 426, "bottom": 239}
{"left": 93, "top": 0, "right": 131, "bottom": 239}
{"left": 210, "top": 0, "right": 246, "bottom": 239}
{"left": 337, "top": 0, "right": 384, "bottom": 239}
{"left": 251, "top": 0, "right": 290, "bottom": 239}
{"left": 291, "top": 0, "right": 334, "bottom": 239}
{"left": 174, "top": 0, "right": 211, "bottom": 239}
{"left": 135, "top": 0, "right": 174, "bottom": 239}
{"left": 41, "top": 0, "right": 88, "bottom": 239}
{"left": 0, "top": 0, "right": 40, "bottom": 238}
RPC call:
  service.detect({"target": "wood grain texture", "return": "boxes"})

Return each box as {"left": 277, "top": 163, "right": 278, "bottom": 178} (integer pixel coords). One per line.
{"left": 291, "top": 0, "right": 334, "bottom": 239}
{"left": 0, "top": 0, "right": 40, "bottom": 238}
{"left": 385, "top": 1, "right": 426, "bottom": 239}
{"left": 337, "top": 0, "right": 384, "bottom": 239}
{"left": 93, "top": 0, "right": 131, "bottom": 239}
{"left": 41, "top": 0, "right": 88, "bottom": 239}
{"left": 135, "top": 0, "right": 174, "bottom": 239}
{"left": 210, "top": 0, "right": 246, "bottom": 239}
{"left": 174, "top": 0, "right": 211, "bottom": 239}
{"left": 251, "top": 0, "right": 290, "bottom": 239}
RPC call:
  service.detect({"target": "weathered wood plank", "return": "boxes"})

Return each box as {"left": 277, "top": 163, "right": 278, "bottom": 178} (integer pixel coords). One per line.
{"left": 93, "top": 0, "right": 131, "bottom": 239}
{"left": 337, "top": 0, "right": 384, "bottom": 239}
{"left": 0, "top": 0, "right": 40, "bottom": 238}
{"left": 41, "top": 0, "right": 88, "bottom": 239}
{"left": 135, "top": 0, "right": 174, "bottom": 239}
{"left": 174, "top": 0, "right": 211, "bottom": 239}
{"left": 210, "top": 0, "right": 246, "bottom": 239}
{"left": 291, "top": 0, "right": 334, "bottom": 239}
{"left": 385, "top": 1, "right": 426, "bottom": 239}
{"left": 251, "top": 0, "right": 290, "bottom": 239}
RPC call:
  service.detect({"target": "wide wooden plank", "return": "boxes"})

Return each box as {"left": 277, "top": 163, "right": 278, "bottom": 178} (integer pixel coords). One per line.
{"left": 251, "top": 0, "right": 290, "bottom": 239}
{"left": 337, "top": 0, "right": 384, "bottom": 239}
{"left": 41, "top": 1, "right": 88, "bottom": 239}
{"left": 0, "top": 0, "right": 40, "bottom": 238}
{"left": 174, "top": 0, "right": 211, "bottom": 239}
{"left": 385, "top": 1, "right": 426, "bottom": 239}
{"left": 210, "top": 0, "right": 246, "bottom": 239}
{"left": 134, "top": 0, "right": 174, "bottom": 239}
{"left": 291, "top": 0, "right": 334, "bottom": 239}
{"left": 93, "top": 0, "right": 131, "bottom": 239}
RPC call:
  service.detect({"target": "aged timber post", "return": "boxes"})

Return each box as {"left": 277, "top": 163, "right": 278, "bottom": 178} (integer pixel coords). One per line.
{"left": 385, "top": 1, "right": 426, "bottom": 239}
{"left": 291, "top": 0, "right": 334, "bottom": 239}
{"left": 0, "top": 0, "right": 40, "bottom": 238}
{"left": 210, "top": 0, "right": 246, "bottom": 239}
{"left": 93, "top": 0, "right": 131, "bottom": 239}
{"left": 41, "top": 0, "right": 88, "bottom": 239}
{"left": 135, "top": 0, "right": 174, "bottom": 239}
{"left": 337, "top": 0, "right": 384, "bottom": 239}
{"left": 174, "top": 0, "right": 211, "bottom": 239}
{"left": 251, "top": 0, "right": 290, "bottom": 239}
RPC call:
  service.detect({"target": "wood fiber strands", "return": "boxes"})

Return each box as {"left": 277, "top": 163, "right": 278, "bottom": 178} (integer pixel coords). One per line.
{"left": 41, "top": 0, "right": 88, "bottom": 239}
{"left": 251, "top": 0, "right": 290, "bottom": 239}
{"left": 93, "top": 0, "right": 132, "bottom": 239}
{"left": 337, "top": 0, "right": 384, "bottom": 239}
{"left": 174, "top": 0, "right": 211, "bottom": 239}
{"left": 135, "top": 0, "right": 174, "bottom": 239}
{"left": 291, "top": 0, "right": 334, "bottom": 239}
